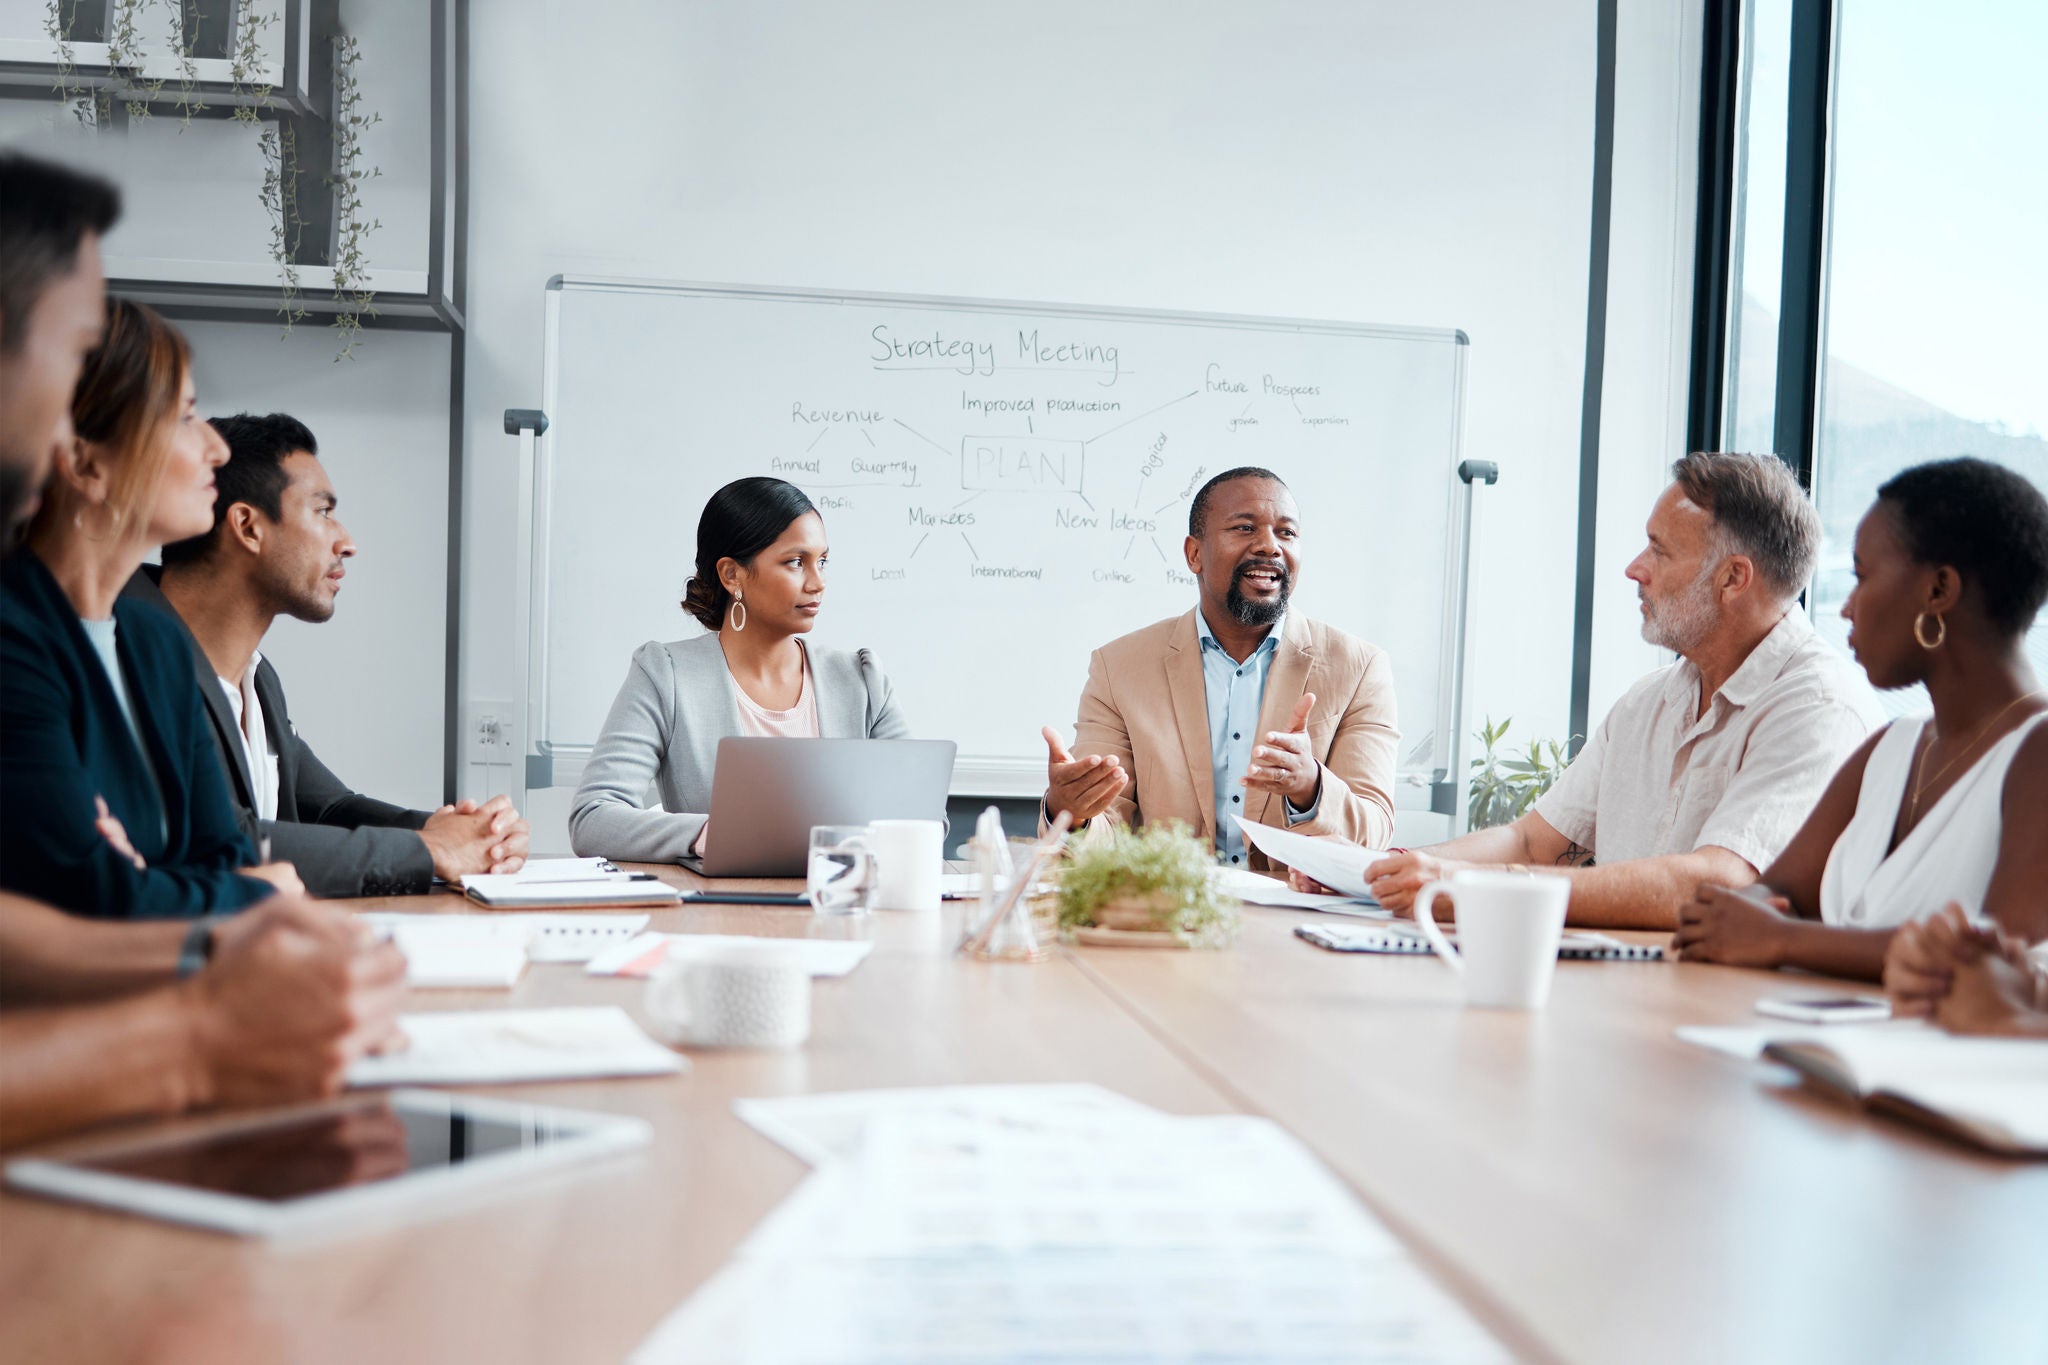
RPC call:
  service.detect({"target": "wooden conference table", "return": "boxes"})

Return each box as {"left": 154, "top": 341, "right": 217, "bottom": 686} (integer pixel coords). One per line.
{"left": 2, "top": 865, "right": 2044, "bottom": 1365}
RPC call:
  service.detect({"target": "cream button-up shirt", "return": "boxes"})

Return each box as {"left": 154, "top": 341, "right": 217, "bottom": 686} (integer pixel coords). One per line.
{"left": 1533, "top": 611, "right": 1885, "bottom": 873}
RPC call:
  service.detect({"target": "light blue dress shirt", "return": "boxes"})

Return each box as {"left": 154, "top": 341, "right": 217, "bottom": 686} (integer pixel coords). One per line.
{"left": 1196, "top": 611, "right": 1318, "bottom": 865}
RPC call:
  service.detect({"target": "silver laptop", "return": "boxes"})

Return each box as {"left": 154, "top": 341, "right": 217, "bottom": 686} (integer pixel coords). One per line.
{"left": 694, "top": 738, "right": 957, "bottom": 877}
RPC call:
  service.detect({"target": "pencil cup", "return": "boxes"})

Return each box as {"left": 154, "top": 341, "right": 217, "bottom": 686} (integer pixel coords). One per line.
{"left": 1411, "top": 870, "right": 1570, "bottom": 1009}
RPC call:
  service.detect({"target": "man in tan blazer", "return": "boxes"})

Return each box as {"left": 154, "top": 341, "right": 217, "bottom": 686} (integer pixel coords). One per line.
{"left": 1042, "top": 467, "right": 1398, "bottom": 867}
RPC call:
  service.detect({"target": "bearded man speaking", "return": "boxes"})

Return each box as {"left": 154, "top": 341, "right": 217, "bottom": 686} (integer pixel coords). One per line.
{"left": 1040, "top": 466, "right": 1399, "bottom": 867}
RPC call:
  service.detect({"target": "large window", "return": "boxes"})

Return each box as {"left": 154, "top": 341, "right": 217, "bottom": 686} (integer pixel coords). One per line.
{"left": 1720, "top": 0, "right": 1792, "bottom": 457}
{"left": 1701, "top": 0, "right": 2048, "bottom": 712}
{"left": 1806, "top": 2, "right": 2048, "bottom": 702}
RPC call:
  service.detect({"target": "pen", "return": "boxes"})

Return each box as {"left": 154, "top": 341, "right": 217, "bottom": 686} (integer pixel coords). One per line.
{"left": 681, "top": 892, "right": 812, "bottom": 906}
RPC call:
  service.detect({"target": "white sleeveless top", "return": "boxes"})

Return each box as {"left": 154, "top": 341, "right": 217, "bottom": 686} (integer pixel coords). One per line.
{"left": 1819, "top": 711, "right": 2048, "bottom": 928}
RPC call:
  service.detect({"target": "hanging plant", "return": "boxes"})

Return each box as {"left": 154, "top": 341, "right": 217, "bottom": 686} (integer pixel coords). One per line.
{"left": 168, "top": 0, "right": 206, "bottom": 128}
{"left": 258, "top": 121, "right": 308, "bottom": 335}
{"left": 105, "top": 0, "right": 164, "bottom": 121}
{"left": 43, "top": 0, "right": 97, "bottom": 126}
{"left": 327, "top": 31, "right": 382, "bottom": 361}
{"left": 38, "top": 1, "right": 384, "bottom": 362}
{"left": 227, "top": 0, "right": 276, "bottom": 125}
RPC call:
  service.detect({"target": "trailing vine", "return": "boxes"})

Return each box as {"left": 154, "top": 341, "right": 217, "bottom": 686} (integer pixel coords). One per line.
{"left": 168, "top": 0, "right": 206, "bottom": 128}
{"left": 43, "top": 0, "right": 98, "bottom": 126}
{"left": 227, "top": 0, "right": 276, "bottom": 126}
{"left": 106, "top": 0, "right": 164, "bottom": 121}
{"left": 36, "top": 1, "right": 385, "bottom": 360}
{"left": 258, "top": 122, "right": 308, "bottom": 334}
{"left": 327, "top": 32, "right": 382, "bottom": 360}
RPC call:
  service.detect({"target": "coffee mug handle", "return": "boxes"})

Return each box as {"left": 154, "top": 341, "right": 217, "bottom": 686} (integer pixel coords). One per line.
{"left": 1412, "top": 881, "right": 1462, "bottom": 974}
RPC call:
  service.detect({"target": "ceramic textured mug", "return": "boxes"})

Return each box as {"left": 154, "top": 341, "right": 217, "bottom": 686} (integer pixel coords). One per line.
{"left": 645, "top": 942, "right": 811, "bottom": 1048}
{"left": 1411, "top": 869, "right": 1571, "bottom": 1010}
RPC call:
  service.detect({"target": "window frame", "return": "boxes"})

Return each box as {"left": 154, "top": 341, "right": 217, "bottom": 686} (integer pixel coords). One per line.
{"left": 1686, "top": 0, "right": 1837, "bottom": 486}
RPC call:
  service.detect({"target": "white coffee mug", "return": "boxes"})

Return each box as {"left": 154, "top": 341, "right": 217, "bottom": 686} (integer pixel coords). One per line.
{"left": 645, "top": 942, "right": 811, "bottom": 1048}
{"left": 868, "top": 818, "right": 944, "bottom": 911}
{"left": 1411, "top": 870, "right": 1571, "bottom": 1010}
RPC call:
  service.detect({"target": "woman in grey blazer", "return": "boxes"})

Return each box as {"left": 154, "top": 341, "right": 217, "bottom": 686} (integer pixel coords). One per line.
{"left": 569, "top": 477, "right": 910, "bottom": 863}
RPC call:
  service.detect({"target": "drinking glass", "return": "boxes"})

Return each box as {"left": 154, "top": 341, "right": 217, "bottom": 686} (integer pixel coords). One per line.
{"left": 807, "top": 825, "right": 874, "bottom": 916}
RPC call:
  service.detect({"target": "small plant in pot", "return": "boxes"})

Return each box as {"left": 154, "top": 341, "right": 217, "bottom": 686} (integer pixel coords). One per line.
{"left": 1055, "top": 822, "right": 1239, "bottom": 949}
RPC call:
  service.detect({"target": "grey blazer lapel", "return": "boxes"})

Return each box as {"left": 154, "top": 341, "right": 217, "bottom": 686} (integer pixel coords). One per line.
{"left": 670, "top": 634, "right": 743, "bottom": 801}
{"left": 812, "top": 643, "right": 869, "bottom": 739}
{"left": 197, "top": 660, "right": 255, "bottom": 809}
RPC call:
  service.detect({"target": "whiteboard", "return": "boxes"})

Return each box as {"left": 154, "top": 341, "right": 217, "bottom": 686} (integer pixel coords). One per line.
{"left": 525, "top": 279, "right": 1474, "bottom": 801}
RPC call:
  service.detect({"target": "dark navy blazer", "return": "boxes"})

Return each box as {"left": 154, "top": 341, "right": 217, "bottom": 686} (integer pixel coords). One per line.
{"left": 0, "top": 550, "right": 269, "bottom": 920}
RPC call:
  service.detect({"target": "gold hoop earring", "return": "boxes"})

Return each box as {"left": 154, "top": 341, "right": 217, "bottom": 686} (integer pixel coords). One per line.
{"left": 74, "top": 501, "right": 122, "bottom": 543}
{"left": 729, "top": 594, "right": 746, "bottom": 633}
{"left": 1914, "top": 611, "right": 1946, "bottom": 651}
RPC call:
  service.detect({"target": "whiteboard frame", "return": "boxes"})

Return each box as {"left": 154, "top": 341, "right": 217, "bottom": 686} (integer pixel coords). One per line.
{"left": 522, "top": 276, "right": 1475, "bottom": 806}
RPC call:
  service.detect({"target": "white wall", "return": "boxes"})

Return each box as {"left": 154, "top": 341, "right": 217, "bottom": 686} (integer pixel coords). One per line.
{"left": 182, "top": 322, "right": 450, "bottom": 809}
{"left": 0, "top": 0, "right": 453, "bottom": 808}
{"left": 1588, "top": 0, "right": 1706, "bottom": 728}
{"left": 8, "top": 2, "right": 1708, "bottom": 848}
{"left": 461, "top": 0, "right": 1677, "bottom": 849}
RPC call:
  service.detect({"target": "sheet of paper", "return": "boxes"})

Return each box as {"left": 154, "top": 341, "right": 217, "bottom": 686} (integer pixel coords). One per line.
{"left": 1229, "top": 817, "right": 1386, "bottom": 899}
{"left": 734, "top": 1083, "right": 1156, "bottom": 1168}
{"left": 348, "top": 1007, "right": 683, "bottom": 1086}
{"left": 587, "top": 933, "right": 874, "bottom": 980}
{"left": 500, "top": 856, "right": 628, "bottom": 882}
{"left": 380, "top": 918, "right": 530, "bottom": 988}
{"left": 460, "top": 875, "right": 681, "bottom": 908}
{"left": 1210, "top": 866, "right": 1388, "bottom": 915}
{"left": 360, "top": 913, "right": 652, "bottom": 965}
{"left": 635, "top": 1090, "right": 1509, "bottom": 1364}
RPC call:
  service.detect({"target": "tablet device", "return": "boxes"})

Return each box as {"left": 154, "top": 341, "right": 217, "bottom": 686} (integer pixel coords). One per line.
{"left": 4, "top": 1089, "right": 649, "bottom": 1237}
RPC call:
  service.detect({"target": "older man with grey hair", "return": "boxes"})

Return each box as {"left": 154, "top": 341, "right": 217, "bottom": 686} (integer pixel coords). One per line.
{"left": 1304, "top": 452, "right": 1884, "bottom": 929}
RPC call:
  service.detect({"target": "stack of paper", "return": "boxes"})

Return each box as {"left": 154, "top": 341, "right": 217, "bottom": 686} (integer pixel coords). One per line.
{"left": 348, "top": 1007, "right": 684, "bottom": 1086}
{"left": 1209, "top": 864, "right": 1386, "bottom": 916}
{"left": 1230, "top": 817, "right": 1387, "bottom": 902}
{"left": 461, "top": 858, "right": 682, "bottom": 908}
{"left": 587, "top": 933, "right": 874, "bottom": 979}
{"left": 634, "top": 1085, "right": 1509, "bottom": 1363}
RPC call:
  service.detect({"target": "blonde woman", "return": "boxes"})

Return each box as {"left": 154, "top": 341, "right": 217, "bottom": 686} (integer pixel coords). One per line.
{"left": 0, "top": 299, "right": 294, "bottom": 919}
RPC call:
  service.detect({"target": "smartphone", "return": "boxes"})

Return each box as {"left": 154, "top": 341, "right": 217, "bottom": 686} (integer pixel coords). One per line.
{"left": 1754, "top": 995, "right": 1892, "bottom": 1025}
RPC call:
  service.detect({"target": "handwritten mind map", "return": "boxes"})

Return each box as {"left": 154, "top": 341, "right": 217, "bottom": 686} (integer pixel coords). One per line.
{"left": 771, "top": 325, "right": 1358, "bottom": 591}
{"left": 541, "top": 282, "right": 1465, "bottom": 783}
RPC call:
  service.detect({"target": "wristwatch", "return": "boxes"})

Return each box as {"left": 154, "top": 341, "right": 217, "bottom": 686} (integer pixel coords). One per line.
{"left": 175, "top": 917, "right": 218, "bottom": 980}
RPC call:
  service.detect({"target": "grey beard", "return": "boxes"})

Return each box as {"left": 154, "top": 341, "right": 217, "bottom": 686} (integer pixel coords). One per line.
{"left": 1640, "top": 569, "right": 1719, "bottom": 653}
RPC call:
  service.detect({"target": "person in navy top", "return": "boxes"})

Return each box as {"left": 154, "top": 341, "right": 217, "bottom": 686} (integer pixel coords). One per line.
{"left": 0, "top": 299, "right": 293, "bottom": 920}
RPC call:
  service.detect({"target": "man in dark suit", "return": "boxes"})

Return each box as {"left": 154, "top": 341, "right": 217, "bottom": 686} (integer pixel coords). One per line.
{"left": 127, "top": 413, "right": 530, "bottom": 898}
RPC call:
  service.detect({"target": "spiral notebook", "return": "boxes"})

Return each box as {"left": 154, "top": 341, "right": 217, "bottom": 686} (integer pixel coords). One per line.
{"left": 361, "top": 913, "right": 652, "bottom": 973}
{"left": 1294, "top": 922, "right": 1665, "bottom": 961}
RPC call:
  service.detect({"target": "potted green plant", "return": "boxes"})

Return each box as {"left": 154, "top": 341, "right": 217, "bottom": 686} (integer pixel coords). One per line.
{"left": 1467, "top": 717, "right": 1576, "bottom": 830}
{"left": 1055, "top": 822, "right": 1238, "bottom": 949}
